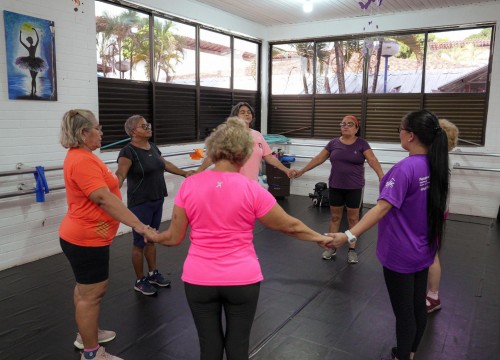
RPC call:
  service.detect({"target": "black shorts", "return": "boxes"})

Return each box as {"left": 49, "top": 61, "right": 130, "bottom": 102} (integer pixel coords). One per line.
{"left": 60, "top": 238, "right": 109, "bottom": 284}
{"left": 328, "top": 188, "right": 363, "bottom": 208}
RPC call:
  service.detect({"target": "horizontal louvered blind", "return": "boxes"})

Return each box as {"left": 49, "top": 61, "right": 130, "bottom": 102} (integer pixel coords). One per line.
{"left": 269, "top": 95, "right": 313, "bottom": 137}
{"left": 314, "top": 95, "right": 363, "bottom": 139}
{"left": 154, "top": 84, "right": 197, "bottom": 143}
{"left": 98, "top": 78, "right": 151, "bottom": 149}
{"left": 424, "top": 93, "right": 486, "bottom": 145}
{"left": 199, "top": 88, "right": 233, "bottom": 139}
{"left": 365, "top": 94, "right": 421, "bottom": 143}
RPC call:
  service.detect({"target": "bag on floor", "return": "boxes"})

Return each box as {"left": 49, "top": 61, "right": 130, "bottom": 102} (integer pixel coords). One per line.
{"left": 309, "top": 182, "right": 330, "bottom": 207}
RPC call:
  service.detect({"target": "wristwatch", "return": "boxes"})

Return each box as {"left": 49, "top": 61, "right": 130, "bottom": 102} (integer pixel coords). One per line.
{"left": 345, "top": 230, "right": 357, "bottom": 244}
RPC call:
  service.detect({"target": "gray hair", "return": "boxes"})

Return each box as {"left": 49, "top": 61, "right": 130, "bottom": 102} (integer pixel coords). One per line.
{"left": 124, "top": 115, "right": 145, "bottom": 136}
{"left": 205, "top": 117, "right": 253, "bottom": 166}
{"left": 59, "top": 109, "right": 97, "bottom": 148}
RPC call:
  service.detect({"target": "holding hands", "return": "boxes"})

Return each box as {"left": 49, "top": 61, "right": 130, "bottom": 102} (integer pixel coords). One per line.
{"left": 289, "top": 168, "right": 304, "bottom": 179}
{"left": 322, "top": 232, "right": 349, "bottom": 249}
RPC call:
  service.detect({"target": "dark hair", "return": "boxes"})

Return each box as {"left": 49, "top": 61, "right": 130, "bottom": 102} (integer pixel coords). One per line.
{"left": 402, "top": 110, "right": 449, "bottom": 248}
{"left": 229, "top": 102, "right": 255, "bottom": 127}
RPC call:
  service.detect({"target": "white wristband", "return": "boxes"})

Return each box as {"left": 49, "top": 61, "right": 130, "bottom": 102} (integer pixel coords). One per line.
{"left": 345, "top": 230, "right": 357, "bottom": 244}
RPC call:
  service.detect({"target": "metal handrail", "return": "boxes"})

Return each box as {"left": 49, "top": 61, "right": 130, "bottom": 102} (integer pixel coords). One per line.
{"left": 0, "top": 150, "right": 197, "bottom": 178}
{"left": 0, "top": 164, "right": 200, "bottom": 200}
{"left": 453, "top": 164, "right": 500, "bottom": 172}
{"left": 273, "top": 142, "right": 500, "bottom": 158}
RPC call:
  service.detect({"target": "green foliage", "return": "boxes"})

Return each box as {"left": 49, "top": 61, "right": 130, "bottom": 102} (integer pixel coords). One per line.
{"left": 466, "top": 28, "right": 492, "bottom": 39}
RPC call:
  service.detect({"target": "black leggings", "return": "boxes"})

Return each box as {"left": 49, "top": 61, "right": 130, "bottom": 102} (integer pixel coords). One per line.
{"left": 184, "top": 282, "right": 260, "bottom": 360}
{"left": 383, "top": 267, "right": 428, "bottom": 360}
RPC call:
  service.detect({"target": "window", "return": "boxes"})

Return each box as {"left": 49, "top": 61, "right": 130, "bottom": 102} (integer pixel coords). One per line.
{"left": 367, "top": 34, "right": 424, "bottom": 94}
{"left": 425, "top": 28, "right": 492, "bottom": 93}
{"left": 95, "top": 2, "right": 149, "bottom": 81}
{"left": 95, "top": 1, "right": 261, "bottom": 147}
{"left": 269, "top": 26, "right": 493, "bottom": 145}
{"left": 199, "top": 29, "right": 231, "bottom": 88}
{"left": 316, "top": 40, "right": 364, "bottom": 94}
{"left": 271, "top": 42, "right": 314, "bottom": 95}
{"left": 153, "top": 18, "right": 195, "bottom": 85}
{"left": 234, "top": 38, "right": 258, "bottom": 90}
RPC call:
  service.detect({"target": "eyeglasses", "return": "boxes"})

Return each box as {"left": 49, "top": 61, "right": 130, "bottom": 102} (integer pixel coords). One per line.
{"left": 397, "top": 126, "right": 412, "bottom": 133}
{"left": 136, "top": 123, "right": 151, "bottom": 130}
{"left": 340, "top": 122, "right": 355, "bottom": 128}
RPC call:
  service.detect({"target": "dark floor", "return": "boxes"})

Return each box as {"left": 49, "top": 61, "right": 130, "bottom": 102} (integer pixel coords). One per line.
{"left": 1, "top": 195, "right": 499, "bottom": 360}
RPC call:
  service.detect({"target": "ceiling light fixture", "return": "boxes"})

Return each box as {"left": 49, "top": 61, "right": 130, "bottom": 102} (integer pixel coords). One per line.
{"left": 303, "top": 0, "right": 313, "bottom": 13}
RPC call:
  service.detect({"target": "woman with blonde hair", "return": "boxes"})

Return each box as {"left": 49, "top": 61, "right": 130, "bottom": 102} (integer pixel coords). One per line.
{"left": 59, "top": 109, "right": 149, "bottom": 360}
{"left": 145, "top": 117, "right": 332, "bottom": 360}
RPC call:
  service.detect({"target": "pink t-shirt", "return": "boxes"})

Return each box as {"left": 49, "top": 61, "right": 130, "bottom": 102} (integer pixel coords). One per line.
{"left": 175, "top": 170, "right": 277, "bottom": 285}
{"left": 239, "top": 129, "right": 272, "bottom": 180}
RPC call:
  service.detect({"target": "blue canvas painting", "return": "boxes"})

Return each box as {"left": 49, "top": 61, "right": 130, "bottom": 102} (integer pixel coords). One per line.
{"left": 3, "top": 11, "right": 57, "bottom": 100}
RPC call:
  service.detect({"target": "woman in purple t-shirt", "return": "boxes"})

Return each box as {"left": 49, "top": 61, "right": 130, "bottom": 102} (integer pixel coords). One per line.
{"left": 329, "top": 110, "right": 450, "bottom": 360}
{"left": 145, "top": 117, "right": 333, "bottom": 360}
{"left": 293, "top": 115, "right": 384, "bottom": 264}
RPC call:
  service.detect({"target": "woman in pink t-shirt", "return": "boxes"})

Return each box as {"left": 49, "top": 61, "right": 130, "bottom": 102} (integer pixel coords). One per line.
{"left": 146, "top": 117, "right": 332, "bottom": 360}
{"left": 196, "top": 102, "right": 293, "bottom": 181}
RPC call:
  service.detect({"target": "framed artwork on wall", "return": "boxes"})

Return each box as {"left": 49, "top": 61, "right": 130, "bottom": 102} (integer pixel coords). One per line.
{"left": 3, "top": 11, "right": 57, "bottom": 101}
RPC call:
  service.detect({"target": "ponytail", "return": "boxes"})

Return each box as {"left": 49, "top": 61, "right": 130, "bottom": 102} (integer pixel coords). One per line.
{"left": 404, "top": 110, "right": 450, "bottom": 248}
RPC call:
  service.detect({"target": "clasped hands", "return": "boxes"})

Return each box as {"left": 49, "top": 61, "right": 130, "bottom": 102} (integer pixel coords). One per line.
{"left": 318, "top": 232, "right": 349, "bottom": 249}
{"left": 134, "top": 224, "right": 162, "bottom": 243}
{"left": 287, "top": 168, "right": 303, "bottom": 179}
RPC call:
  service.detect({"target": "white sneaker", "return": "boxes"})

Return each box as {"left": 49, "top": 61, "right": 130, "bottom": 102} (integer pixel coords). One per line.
{"left": 322, "top": 248, "right": 337, "bottom": 260}
{"left": 80, "top": 346, "right": 123, "bottom": 360}
{"left": 74, "top": 329, "right": 116, "bottom": 350}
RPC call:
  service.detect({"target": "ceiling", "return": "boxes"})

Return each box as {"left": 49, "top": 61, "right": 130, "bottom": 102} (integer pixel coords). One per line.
{"left": 189, "top": 0, "right": 498, "bottom": 26}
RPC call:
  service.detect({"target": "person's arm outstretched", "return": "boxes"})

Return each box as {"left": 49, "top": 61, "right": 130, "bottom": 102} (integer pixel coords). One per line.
{"left": 330, "top": 199, "right": 392, "bottom": 247}
{"left": 263, "top": 154, "right": 294, "bottom": 178}
{"left": 143, "top": 205, "right": 189, "bottom": 246}
{"left": 258, "top": 204, "right": 332, "bottom": 246}
{"left": 88, "top": 186, "right": 148, "bottom": 235}
{"left": 115, "top": 156, "right": 132, "bottom": 188}
{"left": 33, "top": 28, "right": 39, "bottom": 47}
{"left": 196, "top": 157, "right": 213, "bottom": 173}
{"left": 19, "top": 30, "right": 28, "bottom": 50}
{"left": 363, "top": 149, "right": 384, "bottom": 181}
{"left": 292, "top": 148, "right": 330, "bottom": 178}
{"left": 162, "top": 157, "right": 193, "bottom": 177}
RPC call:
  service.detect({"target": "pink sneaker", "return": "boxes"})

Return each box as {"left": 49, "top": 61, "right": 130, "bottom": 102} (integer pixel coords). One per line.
{"left": 426, "top": 296, "right": 441, "bottom": 313}
{"left": 80, "top": 346, "right": 123, "bottom": 360}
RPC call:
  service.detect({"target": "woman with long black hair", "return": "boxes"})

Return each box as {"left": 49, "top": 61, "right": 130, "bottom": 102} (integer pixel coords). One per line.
{"left": 329, "top": 110, "right": 449, "bottom": 360}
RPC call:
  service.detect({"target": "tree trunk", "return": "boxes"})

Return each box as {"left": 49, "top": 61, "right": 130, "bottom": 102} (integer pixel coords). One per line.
{"left": 334, "top": 41, "right": 346, "bottom": 94}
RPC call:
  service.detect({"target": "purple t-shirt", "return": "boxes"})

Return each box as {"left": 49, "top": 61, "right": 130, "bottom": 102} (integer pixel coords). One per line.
{"left": 376, "top": 154, "right": 437, "bottom": 273}
{"left": 325, "top": 137, "right": 370, "bottom": 189}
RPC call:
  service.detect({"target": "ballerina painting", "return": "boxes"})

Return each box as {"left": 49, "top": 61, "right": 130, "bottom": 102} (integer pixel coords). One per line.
{"left": 3, "top": 11, "right": 57, "bottom": 100}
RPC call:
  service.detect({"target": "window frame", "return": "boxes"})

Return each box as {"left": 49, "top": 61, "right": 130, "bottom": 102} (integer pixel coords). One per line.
{"left": 268, "top": 24, "right": 495, "bottom": 146}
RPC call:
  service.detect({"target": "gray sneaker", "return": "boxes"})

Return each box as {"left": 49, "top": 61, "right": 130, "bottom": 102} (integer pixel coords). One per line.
{"left": 347, "top": 250, "right": 359, "bottom": 264}
{"left": 322, "top": 248, "right": 337, "bottom": 260}
{"left": 74, "top": 329, "right": 116, "bottom": 350}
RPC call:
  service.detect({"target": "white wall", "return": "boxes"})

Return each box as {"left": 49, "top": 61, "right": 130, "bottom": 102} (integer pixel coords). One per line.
{"left": 0, "top": 0, "right": 498, "bottom": 271}
{"left": 266, "top": 3, "right": 500, "bottom": 220}
{"left": 0, "top": 0, "right": 264, "bottom": 271}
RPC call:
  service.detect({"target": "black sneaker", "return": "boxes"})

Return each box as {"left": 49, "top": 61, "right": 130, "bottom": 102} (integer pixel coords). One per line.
{"left": 134, "top": 277, "right": 157, "bottom": 295}
{"left": 147, "top": 270, "right": 171, "bottom": 287}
